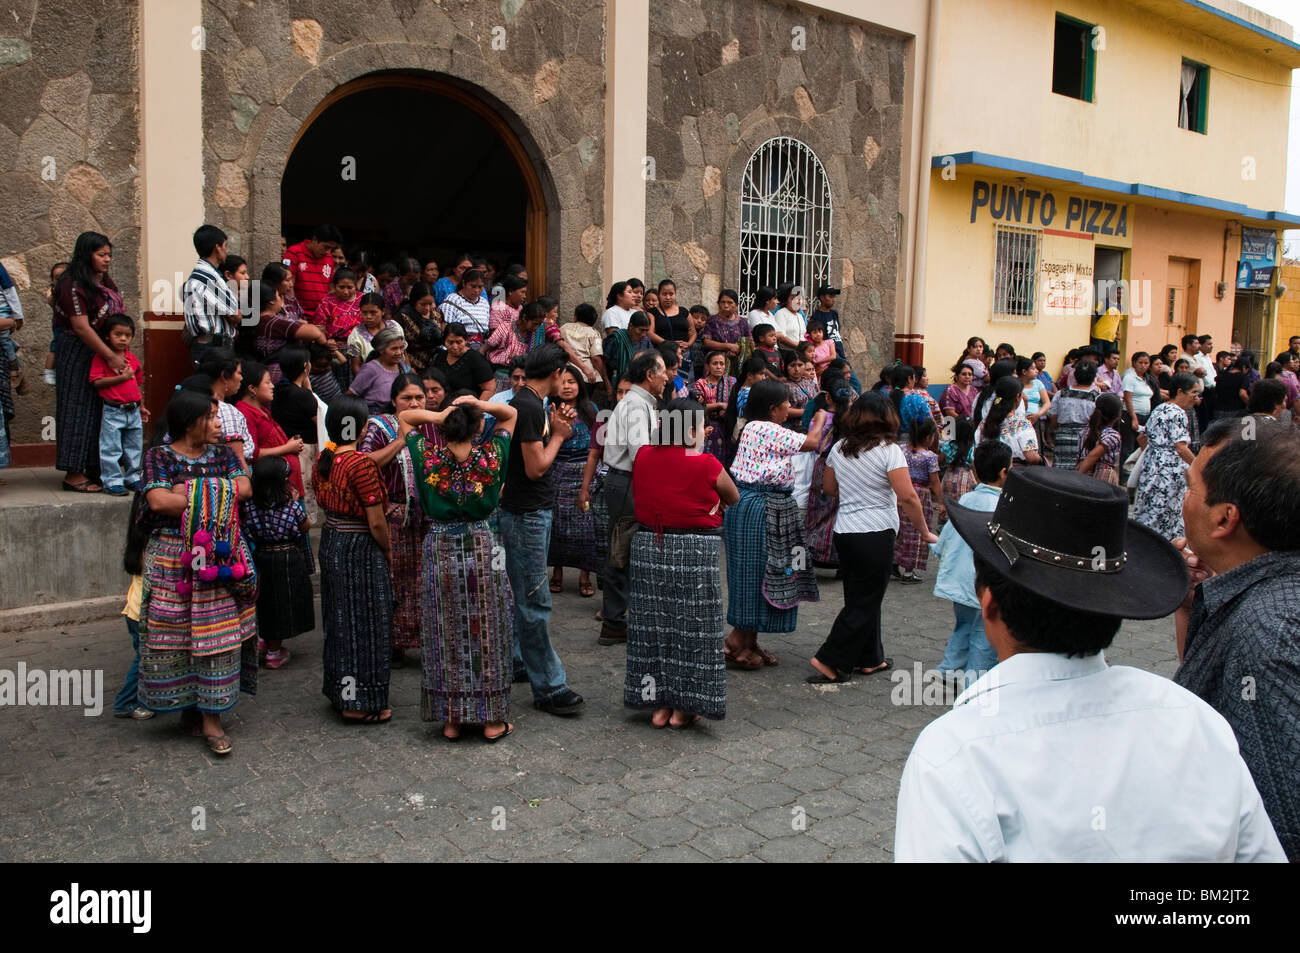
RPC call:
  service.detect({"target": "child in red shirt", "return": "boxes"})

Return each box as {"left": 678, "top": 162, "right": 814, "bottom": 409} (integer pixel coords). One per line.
{"left": 315, "top": 268, "right": 362, "bottom": 342}
{"left": 89, "top": 314, "right": 150, "bottom": 496}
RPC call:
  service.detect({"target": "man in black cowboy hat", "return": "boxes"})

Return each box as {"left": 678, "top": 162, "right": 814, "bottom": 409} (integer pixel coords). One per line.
{"left": 894, "top": 467, "right": 1284, "bottom": 861}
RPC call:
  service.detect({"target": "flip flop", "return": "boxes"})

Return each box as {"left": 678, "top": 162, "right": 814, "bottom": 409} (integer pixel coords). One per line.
{"left": 855, "top": 658, "right": 894, "bottom": 676}
{"left": 669, "top": 714, "right": 700, "bottom": 730}
{"left": 806, "top": 670, "right": 853, "bottom": 684}
{"left": 202, "top": 733, "right": 232, "bottom": 755}
{"left": 579, "top": 581, "right": 595, "bottom": 598}
{"left": 549, "top": 578, "right": 563, "bottom": 593}
{"left": 483, "top": 723, "right": 513, "bottom": 743}
{"left": 724, "top": 648, "right": 763, "bottom": 671}
{"left": 755, "top": 647, "right": 779, "bottom": 667}
{"left": 62, "top": 480, "right": 102, "bottom": 493}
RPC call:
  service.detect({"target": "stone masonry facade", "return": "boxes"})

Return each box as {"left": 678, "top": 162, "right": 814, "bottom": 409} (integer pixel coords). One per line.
{"left": 646, "top": 0, "right": 904, "bottom": 373}
{"left": 201, "top": 0, "right": 607, "bottom": 304}
{"left": 0, "top": 0, "right": 141, "bottom": 444}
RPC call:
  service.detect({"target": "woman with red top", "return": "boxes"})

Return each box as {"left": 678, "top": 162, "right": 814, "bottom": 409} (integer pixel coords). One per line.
{"left": 52, "top": 231, "right": 127, "bottom": 492}
{"left": 234, "top": 361, "right": 305, "bottom": 497}
{"left": 313, "top": 396, "right": 394, "bottom": 723}
{"left": 624, "top": 397, "right": 740, "bottom": 729}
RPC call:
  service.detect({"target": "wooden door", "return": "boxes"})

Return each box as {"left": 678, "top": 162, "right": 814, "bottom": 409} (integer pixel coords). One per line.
{"left": 1166, "top": 258, "right": 1190, "bottom": 345}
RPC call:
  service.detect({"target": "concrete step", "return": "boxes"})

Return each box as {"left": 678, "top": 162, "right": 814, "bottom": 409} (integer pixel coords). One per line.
{"left": 0, "top": 467, "right": 133, "bottom": 614}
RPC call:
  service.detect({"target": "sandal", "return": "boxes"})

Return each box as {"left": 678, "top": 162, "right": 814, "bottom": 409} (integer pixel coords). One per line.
{"left": 483, "top": 722, "right": 514, "bottom": 743}
{"left": 669, "top": 713, "right": 700, "bottom": 730}
{"left": 724, "top": 648, "right": 763, "bottom": 671}
{"left": 341, "top": 710, "right": 392, "bottom": 724}
{"left": 806, "top": 670, "right": 853, "bottom": 684}
{"left": 62, "top": 479, "right": 102, "bottom": 493}
{"left": 651, "top": 708, "right": 672, "bottom": 729}
{"left": 579, "top": 580, "right": 595, "bottom": 598}
{"left": 755, "top": 647, "right": 779, "bottom": 667}
{"left": 549, "top": 578, "right": 563, "bottom": 593}
{"left": 856, "top": 658, "right": 894, "bottom": 676}
{"left": 202, "top": 733, "right": 232, "bottom": 756}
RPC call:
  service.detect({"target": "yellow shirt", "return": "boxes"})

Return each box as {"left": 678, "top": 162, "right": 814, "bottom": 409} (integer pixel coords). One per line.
{"left": 123, "top": 574, "right": 143, "bottom": 622}
{"left": 1092, "top": 306, "right": 1122, "bottom": 342}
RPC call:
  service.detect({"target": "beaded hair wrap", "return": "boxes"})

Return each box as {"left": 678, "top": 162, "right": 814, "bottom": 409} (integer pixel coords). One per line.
{"left": 177, "top": 477, "right": 250, "bottom": 595}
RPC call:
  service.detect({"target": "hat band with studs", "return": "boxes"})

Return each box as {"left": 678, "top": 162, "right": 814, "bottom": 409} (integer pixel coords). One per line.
{"left": 987, "top": 522, "right": 1127, "bottom": 573}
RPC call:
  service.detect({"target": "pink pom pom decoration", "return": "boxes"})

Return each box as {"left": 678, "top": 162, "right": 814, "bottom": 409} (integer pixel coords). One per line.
{"left": 180, "top": 551, "right": 194, "bottom": 569}
{"left": 231, "top": 563, "right": 246, "bottom": 580}
{"left": 193, "top": 530, "right": 212, "bottom": 547}
{"left": 176, "top": 581, "right": 192, "bottom": 595}
{"left": 198, "top": 566, "right": 219, "bottom": 582}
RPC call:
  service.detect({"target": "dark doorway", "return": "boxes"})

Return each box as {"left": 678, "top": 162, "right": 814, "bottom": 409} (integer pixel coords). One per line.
{"left": 281, "top": 82, "right": 529, "bottom": 276}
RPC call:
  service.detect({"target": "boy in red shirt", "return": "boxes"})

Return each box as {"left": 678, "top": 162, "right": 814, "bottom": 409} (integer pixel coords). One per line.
{"left": 89, "top": 314, "right": 150, "bottom": 496}
{"left": 282, "top": 224, "right": 342, "bottom": 321}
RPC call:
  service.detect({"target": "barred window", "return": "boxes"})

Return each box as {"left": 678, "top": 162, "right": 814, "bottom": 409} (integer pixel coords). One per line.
{"left": 738, "top": 137, "right": 832, "bottom": 315}
{"left": 992, "top": 223, "right": 1041, "bottom": 322}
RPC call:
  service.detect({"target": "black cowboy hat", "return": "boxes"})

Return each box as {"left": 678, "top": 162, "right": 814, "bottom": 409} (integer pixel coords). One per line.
{"left": 944, "top": 467, "right": 1188, "bottom": 620}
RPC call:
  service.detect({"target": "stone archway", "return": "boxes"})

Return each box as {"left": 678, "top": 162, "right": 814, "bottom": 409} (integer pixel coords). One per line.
{"left": 278, "top": 71, "right": 552, "bottom": 290}
{"left": 243, "top": 49, "right": 567, "bottom": 296}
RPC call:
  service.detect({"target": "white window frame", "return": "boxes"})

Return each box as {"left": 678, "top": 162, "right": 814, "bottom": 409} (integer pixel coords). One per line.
{"left": 737, "top": 136, "right": 832, "bottom": 315}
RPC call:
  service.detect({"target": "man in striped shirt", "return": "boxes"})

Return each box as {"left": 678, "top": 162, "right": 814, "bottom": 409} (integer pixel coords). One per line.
{"left": 283, "top": 224, "right": 342, "bottom": 321}
{"left": 183, "top": 224, "right": 241, "bottom": 366}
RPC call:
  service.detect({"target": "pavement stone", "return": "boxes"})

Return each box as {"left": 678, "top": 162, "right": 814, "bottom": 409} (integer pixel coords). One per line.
{"left": 0, "top": 564, "right": 1179, "bottom": 861}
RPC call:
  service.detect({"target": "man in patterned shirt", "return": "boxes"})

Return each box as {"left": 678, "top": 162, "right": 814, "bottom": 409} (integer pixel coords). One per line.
{"left": 282, "top": 224, "right": 342, "bottom": 321}
{"left": 1174, "top": 420, "right": 1300, "bottom": 860}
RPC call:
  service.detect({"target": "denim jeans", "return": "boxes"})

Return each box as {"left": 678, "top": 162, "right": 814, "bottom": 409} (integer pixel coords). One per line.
{"left": 938, "top": 603, "right": 997, "bottom": 678}
{"left": 498, "top": 508, "right": 568, "bottom": 702}
{"left": 114, "top": 617, "right": 142, "bottom": 714}
{"left": 99, "top": 403, "right": 143, "bottom": 490}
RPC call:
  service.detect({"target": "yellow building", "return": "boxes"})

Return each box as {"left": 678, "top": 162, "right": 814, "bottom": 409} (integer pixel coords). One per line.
{"left": 908, "top": 0, "right": 1300, "bottom": 377}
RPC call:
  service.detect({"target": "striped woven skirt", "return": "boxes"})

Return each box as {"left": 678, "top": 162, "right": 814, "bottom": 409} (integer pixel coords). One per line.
{"left": 893, "top": 485, "right": 933, "bottom": 570}
{"left": 252, "top": 541, "right": 315, "bottom": 642}
{"left": 625, "top": 528, "right": 725, "bottom": 720}
{"left": 804, "top": 454, "right": 839, "bottom": 566}
{"left": 1053, "top": 423, "right": 1085, "bottom": 470}
{"left": 138, "top": 535, "right": 257, "bottom": 712}
{"left": 319, "top": 520, "right": 393, "bottom": 712}
{"left": 419, "top": 519, "right": 514, "bottom": 726}
{"left": 937, "top": 465, "right": 977, "bottom": 529}
{"left": 387, "top": 505, "right": 425, "bottom": 653}
{"left": 547, "top": 456, "right": 607, "bottom": 573}
{"left": 724, "top": 485, "right": 799, "bottom": 634}
{"left": 53, "top": 333, "right": 103, "bottom": 474}
{"left": 1092, "top": 461, "right": 1120, "bottom": 485}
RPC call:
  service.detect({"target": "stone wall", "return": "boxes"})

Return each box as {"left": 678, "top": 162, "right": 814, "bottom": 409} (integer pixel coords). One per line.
{"left": 200, "top": 0, "right": 607, "bottom": 302}
{"left": 645, "top": 0, "right": 904, "bottom": 373}
{"left": 0, "top": 0, "right": 140, "bottom": 444}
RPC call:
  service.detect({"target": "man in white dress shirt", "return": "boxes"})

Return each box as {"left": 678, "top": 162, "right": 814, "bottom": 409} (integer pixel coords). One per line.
{"left": 894, "top": 467, "right": 1284, "bottom": 862}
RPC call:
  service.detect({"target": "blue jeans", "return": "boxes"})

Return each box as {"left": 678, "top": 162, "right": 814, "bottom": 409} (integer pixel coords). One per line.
{"left": 937, "top": 603, "right": 997, "bottom": 677}
{"left": 114, "top": 617, "right": 142, "bottom": 714}
{"left": 498, "top": 508, "right": 568, "bottom": 702}
{"left": 99, "top": 403, "right": 143, "bottom": 490}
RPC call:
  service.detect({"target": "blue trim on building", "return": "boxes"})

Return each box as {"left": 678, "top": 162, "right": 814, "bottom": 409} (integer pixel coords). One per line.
{"left": 931, "top": 151, "right": 1300, "bottom": 226}
{"left": 1180, "top": 0, "right": 1300, "bottom": 57}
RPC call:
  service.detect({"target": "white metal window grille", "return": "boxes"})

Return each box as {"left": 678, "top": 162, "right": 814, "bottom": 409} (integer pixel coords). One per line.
{"left": 992, "top": 223, "right": 1041, "bottom": 322}
{"left": 738, "top": 137, "right": 832, "bottom": 315}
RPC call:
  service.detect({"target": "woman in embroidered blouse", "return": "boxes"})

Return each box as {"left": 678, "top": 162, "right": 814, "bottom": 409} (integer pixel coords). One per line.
{"left": 694, "top": 350, "right": 736, "bottom": 464}
{"left": 400, "top": 395, "right": 518, "bottom": 742}
{"left": 940, "top": 364, "right": 978, "bottom": 421}
{"left": 723, "top": 379, "right": 827, "bottom": 670}
{"left": 702, "top": 289, "right": 751, "bottom": 380}
{"left": 137, "top": 390, "right": 255, "bottom": 755}
{"left": 547, "top": 366, "right": 604, "bottom": 597}
{"left": 313, "top": 396, "right": 394, "bottom": 724}
{"left": 357, "top": 373, "right": 434, "bottom": 664}
{"left": 235, "top": 361, "right": 305, "bottom": 497}
{"left": 52, "top": 231, "right": 126, "bottom": 492}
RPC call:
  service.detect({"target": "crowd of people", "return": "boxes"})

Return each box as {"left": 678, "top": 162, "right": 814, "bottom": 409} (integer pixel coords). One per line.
{"left": 11, "top": 222, "right": 1297, "bottom": 861}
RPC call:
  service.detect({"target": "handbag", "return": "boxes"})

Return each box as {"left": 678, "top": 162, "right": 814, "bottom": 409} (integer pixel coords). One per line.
{"left": 1125, "top": 446, "right": 1145, "bottom": 490}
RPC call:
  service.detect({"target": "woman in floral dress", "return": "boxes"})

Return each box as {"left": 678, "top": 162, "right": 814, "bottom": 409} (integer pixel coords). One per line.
{"left": 1134, "top": 374, "right": 1199, "bottom": 540}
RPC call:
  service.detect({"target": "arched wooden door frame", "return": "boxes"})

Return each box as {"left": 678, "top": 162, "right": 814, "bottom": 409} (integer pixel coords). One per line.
{"left": 286, "top": 70, "right": 549, "bottom": 293}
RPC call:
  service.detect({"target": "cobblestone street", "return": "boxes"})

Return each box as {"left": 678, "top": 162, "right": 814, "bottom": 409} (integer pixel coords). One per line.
{"left": 0, "top": 566, "right": 1179, "bottom": 862}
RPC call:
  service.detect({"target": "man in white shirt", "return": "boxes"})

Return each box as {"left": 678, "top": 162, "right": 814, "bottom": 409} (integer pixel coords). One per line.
{"left": 597, "top": 350, "right": 668, "bottom": 646}
{"left": 895, "top": 467, "right": 1285, "bottom": 862}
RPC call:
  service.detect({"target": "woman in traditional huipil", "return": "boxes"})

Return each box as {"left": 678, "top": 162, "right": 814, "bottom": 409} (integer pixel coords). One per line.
{"left": 547, "top": 365, "right": 604, "bottom": 597}
{"left": 400, "top": 395, "right": 518, "bottom": 742}
{"left": 358, "top": 372, "right": 433, "bottom": 664}
{"left": 314, "top": 396, "right": 394, "bottom": 723}
{"left": 137, "top": 390, "right": 258, "bottom": 755}
{"left": 52, "top": 231, "right": 126, "bottom": 492}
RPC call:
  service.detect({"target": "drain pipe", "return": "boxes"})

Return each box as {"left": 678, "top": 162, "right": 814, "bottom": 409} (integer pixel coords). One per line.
{"left": 904, "top": 0, "right": 940, "bottom": 365}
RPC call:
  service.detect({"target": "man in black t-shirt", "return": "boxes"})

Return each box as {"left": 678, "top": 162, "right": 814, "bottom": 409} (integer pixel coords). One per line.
{"left": 499, "top": 343, "right": 585, "bottom": 715}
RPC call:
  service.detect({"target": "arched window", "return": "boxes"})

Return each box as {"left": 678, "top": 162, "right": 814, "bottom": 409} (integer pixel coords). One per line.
{"left": 738, "top": 137, "right": 832, "bottom": 314}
